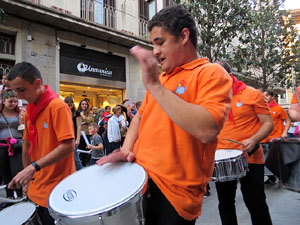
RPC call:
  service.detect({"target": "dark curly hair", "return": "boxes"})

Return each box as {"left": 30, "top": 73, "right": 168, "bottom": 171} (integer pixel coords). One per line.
{"left": 148, "top": 5, "right": 197, "bottom": 48}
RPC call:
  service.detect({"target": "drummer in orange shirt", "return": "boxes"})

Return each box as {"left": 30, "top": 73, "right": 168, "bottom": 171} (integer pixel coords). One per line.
{"left": 7, "top": 62, "right": 75, "bottom": 225}
{"left": 97, "top": 5, "right": 232, "bottom": 225}
{"left": 216, "top": 61, "right": 273, "bottom": 225}
{"left": 262, "top": 90, "right": 290, "bottom": 142}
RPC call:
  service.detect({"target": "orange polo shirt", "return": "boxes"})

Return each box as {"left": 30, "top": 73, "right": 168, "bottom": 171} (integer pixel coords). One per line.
{"left": 217, "top": 86, "right": 270, "bottom": 164}
{"left": 24, "top": 98, "right": 75, "bottom": 207}
{"left": 262, "top": 104, "right": 288, "bottom": 142}
{"left": 133, "top": 58, "right": 232, "bottom": 220}
{"left": 291, "top": 86, "right": 300, "bottom": 104}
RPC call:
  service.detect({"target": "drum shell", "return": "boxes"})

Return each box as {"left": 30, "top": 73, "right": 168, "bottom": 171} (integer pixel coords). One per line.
{"left": 48, "top": 163, "right": 147, "bottom": 225}
{"left": 50, "top": 191, "right": 145, "bottom": 225}
{"left": 212, "top": 150, "right": 248, "bottom": 182}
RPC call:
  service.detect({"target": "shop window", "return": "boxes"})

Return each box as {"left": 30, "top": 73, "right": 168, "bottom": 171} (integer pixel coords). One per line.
{"left": 59, "top": 83, "right": 123, "bottom": 110}
{"left": 0, "top": 33, "right": 15, "bottom": 55}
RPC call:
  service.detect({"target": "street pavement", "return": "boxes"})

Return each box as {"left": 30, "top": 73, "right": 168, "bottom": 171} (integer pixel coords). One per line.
{"left": 196, "top": 181, "right": 300, "bottom": 225}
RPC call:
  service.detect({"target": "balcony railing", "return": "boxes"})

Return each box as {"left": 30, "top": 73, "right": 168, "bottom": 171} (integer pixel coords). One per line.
{"left": 28, "top": 0, "right": 150, "bottom": 40}
{"left": 139, "top": 18, "right": 149, "bottom": 40}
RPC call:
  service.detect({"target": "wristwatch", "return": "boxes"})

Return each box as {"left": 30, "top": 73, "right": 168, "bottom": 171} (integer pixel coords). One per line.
{"left": 32, "top": 161, "right": 41, "bottom": 171}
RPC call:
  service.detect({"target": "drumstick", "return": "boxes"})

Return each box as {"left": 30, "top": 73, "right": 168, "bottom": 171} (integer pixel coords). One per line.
{"left": 223, "top": 138, "right": 243, "bottom": 145}
{"left": 223, "top": 139, "right": 259, "bottom": 156}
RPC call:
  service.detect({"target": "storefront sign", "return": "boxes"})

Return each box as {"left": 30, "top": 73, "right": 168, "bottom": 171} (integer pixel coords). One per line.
{"left": 60, "top": 43, "right": 125, "bottom": 82}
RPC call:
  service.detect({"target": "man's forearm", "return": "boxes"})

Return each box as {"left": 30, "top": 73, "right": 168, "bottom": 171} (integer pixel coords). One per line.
{"left": 35, "top": 139, "right": 74, "bottom": 170}
{"left": 121, "top": 113, "right": 141, "bottom": 153}
{"left": 22, "top": 140, "right": 31, "bottom": 167}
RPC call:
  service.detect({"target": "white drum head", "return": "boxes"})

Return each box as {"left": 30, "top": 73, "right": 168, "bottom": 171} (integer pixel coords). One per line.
{"left": 215, "top": 149, "right": 242, "bottom": 160}
{"left": 0, "top": 202, "right": 36, "bottom": 225}
{"left": 48, "top": 162, "right": 147, "bottom": 217}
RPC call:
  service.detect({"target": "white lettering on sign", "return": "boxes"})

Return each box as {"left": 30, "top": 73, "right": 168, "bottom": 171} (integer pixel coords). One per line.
{"left": 77, "top": 62, "right": 113, "bottom": 77}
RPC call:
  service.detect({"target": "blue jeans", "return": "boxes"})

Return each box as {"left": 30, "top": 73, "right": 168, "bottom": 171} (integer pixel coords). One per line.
{"left": 89, "top": 157, "right": 98, "bottom": 166}
{"left": 74, "top": 147, "right": 82, "bottom": 170}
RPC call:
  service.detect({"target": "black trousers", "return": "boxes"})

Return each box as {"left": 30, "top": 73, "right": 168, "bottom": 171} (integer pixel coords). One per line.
{"left": 145, "top": 179, "right": 196, "bottom": 225}
{"left": 215, "top": 164, "right": 272, "bottom": 225}
{"left": 36, "top": 205, "right": 55, "bottom": 225}
{"left": 0, "top": 146, "right": 23, "bottom": 197}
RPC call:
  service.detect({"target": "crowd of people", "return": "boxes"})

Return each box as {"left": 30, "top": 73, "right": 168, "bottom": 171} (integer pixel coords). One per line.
{"left": 0, "top": 4, "right": 299, "bottom": 225}
{"left": 63, "top": 96, "right": 142, "bottom": 169}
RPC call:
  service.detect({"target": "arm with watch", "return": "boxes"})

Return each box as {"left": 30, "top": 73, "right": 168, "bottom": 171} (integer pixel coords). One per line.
{"left": 8, "top": 138, "right": 75, "bottom": 192}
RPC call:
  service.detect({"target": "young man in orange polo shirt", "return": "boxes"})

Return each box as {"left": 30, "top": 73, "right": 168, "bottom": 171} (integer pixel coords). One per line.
{"left": 288, "top": 86, "right": 300, "bottom": 121}
{"left": 262, "top": 90, "right": 290, "bottom": 184}
{"left": 98, "top": 5, "right": 232, "bottom": 225}
{"left": 7, "top": 62, "right": 75, "bottom": 225}
{"left": 263, "top": 90, "right": 290, "bottom": 141}
{"left": 216, "top": 61, "right": 273, "bottom": 225}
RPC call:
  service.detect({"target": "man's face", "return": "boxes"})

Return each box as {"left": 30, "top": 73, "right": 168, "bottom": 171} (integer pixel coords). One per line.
{"left": 8, "top": 77, "right": 40, "bottom": 103}
{"left": 93, "top": 107, "right": 98, "bottom": 114}
{"left": 150, "top": 26, "right": 185, "bottom": 74}
{"left": 263, "top": 92, "right": 273, "bottom": 103}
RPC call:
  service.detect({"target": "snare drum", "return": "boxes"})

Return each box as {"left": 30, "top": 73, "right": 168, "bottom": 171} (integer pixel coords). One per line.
{"left": 48, "top": 162, "right": 147, "bottom": 225}
{"left": 212, "top": 149, "right": 248, "bottom": 182}
{"left": 0, "top": 202, "right": 41, "bottom": 225}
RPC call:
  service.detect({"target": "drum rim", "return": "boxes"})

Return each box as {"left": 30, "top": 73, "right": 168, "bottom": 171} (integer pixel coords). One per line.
{"left": 215, "top": 149, "right": 243, "bottom": 161}
{"left": 48, "top": 162, "right": 147, "bottom": 219}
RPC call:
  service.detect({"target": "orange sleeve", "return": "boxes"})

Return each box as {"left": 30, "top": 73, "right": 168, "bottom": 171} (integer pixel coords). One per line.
{"left": 52, "top": 102, "right": 75, "bottom": 141}
{"left": 291, "top": 86, "right": 300, "bottom": 104}
{"left": 195, "top": 64, "right": 232, "bottom": 130}
{"left": 252, "top": 90, "right": 270, "bottom": 115}
{"left": 281, "top": 107, "right": 289, "bottom": 120}
{"left": 23, "top": 114, "right": 29, "bottom": 141}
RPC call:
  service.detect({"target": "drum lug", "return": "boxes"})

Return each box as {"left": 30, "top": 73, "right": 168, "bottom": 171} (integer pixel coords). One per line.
{"left": 98, "top": 216, "right": 104, "bottom": 225}
{"left": 54, "top": 217, "right": 60, "bottom": 224}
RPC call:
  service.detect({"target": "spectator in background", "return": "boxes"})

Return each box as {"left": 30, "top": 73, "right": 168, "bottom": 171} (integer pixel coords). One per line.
{"left": 64, "top": 96, "right": 82, "bottom": 170}
{"left": 103, "top": 105, "right": 112, "bottom": 122}
{"left": 107, "top": 105, "right": 126, "bottom": 154}
{"left": 135, "top": 101, "right": 142, "bottom": 110}
{"left": 287, "top": 121, "right": 300, "bottom": 137}
{"left": 0, "top": 73, "right": 23, "bottom": 112}
{"left": 77, "top": 99, "right": 93, "bottom": 166}
{"left": 97, "top": 108, "right": 105, "bottom": 136}
{"left": 0, "top": 90, "right": 24, "bottom": 198}
{"left": 87, "top": 123, "right": 104, "bottom": 165}
{"left": 92, "top": 106, "right": 100, "bottom": 124}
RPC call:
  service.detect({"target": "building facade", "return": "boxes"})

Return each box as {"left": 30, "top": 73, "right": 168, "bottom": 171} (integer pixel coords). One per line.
{"left": 0, "top": 0, "right": 175, "bottom": 108}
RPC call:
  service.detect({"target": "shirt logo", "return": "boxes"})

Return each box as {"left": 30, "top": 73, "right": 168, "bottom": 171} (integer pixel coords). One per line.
{"left": 175, "top": 80, "right": 187, "bottom": 95}
{"left": 273, "top": 112, "right": 276, "bottom": 114}
{"left": 44, "top": 122, "right": 48, "bottom": 128}
{"left": 236, "top": 102, "right": 243, "bottom": 107}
